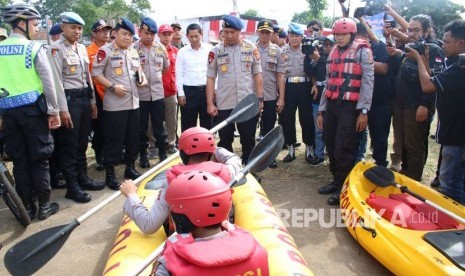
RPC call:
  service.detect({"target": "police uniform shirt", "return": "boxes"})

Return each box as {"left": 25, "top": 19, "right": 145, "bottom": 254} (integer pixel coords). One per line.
{"left": 134, "top": 40, "right": 169, "bottom": 101}
{"left": 206, "top": 40, "right": 262, "bottom": 110}
{"left": 282, "top": 44, "right": 306, "bottom": 78}
{"left": 49, "top": 35, "right": 95, "bottom": 112}
{"left": 257, "top": 42, "right": 285, "bottom": 101}
{"left": 319, "top": 46, "right": 374, "bottom": 112}
{"left": 430, "top": 55, "right": 465, "bottom": 146}
{"left": 8, "top": 33, "right": 59, "bottom": 115}
{"left": 91, "top": 43, "right": 140, "bottom": 111}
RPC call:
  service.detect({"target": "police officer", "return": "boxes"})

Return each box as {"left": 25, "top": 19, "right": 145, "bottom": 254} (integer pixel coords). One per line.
{"left": 206, "top": 15, "right": 264, "bottom": 164}
{"left": 49, "top": 23, "right": 62, "bottom": 42}
{"left": 0, "top": 2, "right": 60, "bottom": 220}
{"left": 281, "top": 23, "right": 315, "bottom": 163}
{"left": 256, "top": 20, "right": 285, "bottom": 168}
{"left": 317, "top": 18, "right": 374, "bottom": 205}
{"left": 92, "top": 18, "right": 147, "bottom": 190}
{"left": 135, "top": 17, "right": 169, "bottom": 168}
{"left": 49, "top": 12, "right": 104, "bottom": 203}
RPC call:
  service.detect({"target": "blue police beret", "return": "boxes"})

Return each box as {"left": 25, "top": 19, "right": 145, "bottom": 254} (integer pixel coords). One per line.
{"left": 279, "top": 29, "right": 288, "bottom": 38}
{"left": 140, "top": 17, "right": 157, "bottom": 33}
{"left": 273, "top": 24, "right": 281, "bottom": 33}
{"left": 222, "top": 15, "right": 243, "bottom": 30}
{"left": 60, "top": 12, "right": 85, "bottom": 26}
{"left": 288, "top": 22, "right": 304, "bottom": 35}
{"left": 49, "top": 23, "right": 62, "bottom": 36}
{"left": 115, "top": 18, "right": 135, "bottom": 35}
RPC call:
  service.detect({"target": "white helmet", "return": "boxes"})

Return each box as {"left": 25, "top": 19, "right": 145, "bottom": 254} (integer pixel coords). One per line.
{"left": 1, "top": 2, "right": 41, "bottom": 23}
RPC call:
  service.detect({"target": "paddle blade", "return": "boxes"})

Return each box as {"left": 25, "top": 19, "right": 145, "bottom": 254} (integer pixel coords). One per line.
{"left": 363, "top": 165, "right": 395, "bottom": 188}
{"left": 227, "top": 94, "right": 260, "bottom": 124}
{"left": 247, "top": 125, "right": 284, "bottom": 173}
{"left": 4, "top": 221, "right": 79, "bottom": 276}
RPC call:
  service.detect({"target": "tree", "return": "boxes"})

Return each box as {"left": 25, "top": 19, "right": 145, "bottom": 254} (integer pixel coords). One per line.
{"left": 399, "top": 0, "right": 464, "bottom": 36}
{"left": 291, "top": 10, "right": 313, "bottom": 25}
{"left": 243, "top": 9, "right": 260, "bottom": 17}
{"left": 73, "top": 0, "right": 101, "bottom": 35}
{"left": 307, "top": 0, "right": 328, "bottom": 19}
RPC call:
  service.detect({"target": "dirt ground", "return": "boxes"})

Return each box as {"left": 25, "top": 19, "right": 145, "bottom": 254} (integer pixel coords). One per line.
{"left": 0, "top": 129, "right": 440, "bottom": 275}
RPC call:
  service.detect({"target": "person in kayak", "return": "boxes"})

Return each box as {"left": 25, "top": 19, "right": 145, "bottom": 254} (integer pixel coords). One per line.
{"left": 120, "top": 127, "right": 242, "bottom": 234}
{"left": 154, "top": 170, "right": 269, "bottom": 276}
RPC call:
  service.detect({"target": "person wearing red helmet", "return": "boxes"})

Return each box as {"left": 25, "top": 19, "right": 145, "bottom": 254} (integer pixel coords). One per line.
{"left": 316, "top": 17, "right": 374, "bottom": 205}
{"left": 120, "top": 127, "right": 242, "bottom": 234}
{"left": 154, "top": 171, "right": 269, "bottom": 275}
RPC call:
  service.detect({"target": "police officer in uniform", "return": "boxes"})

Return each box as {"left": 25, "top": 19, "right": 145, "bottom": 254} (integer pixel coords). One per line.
{"left": 206, "top": 15, "right": 264, "bottom": 165}
{"left": 135, "top": 17, "right": 169, "bottom": 168}
{"left": 92, "top": 18, "right": 147, "bottom": 190}
{"left": 317, "top": 18, "right": 374, "bottom": 205}
{"left": 0, "top": 2, "right": 60, "bottom": 220}
{"left": 256, "top": 20, "right": 285, "bottom": 168}
{"left": 49, "top": 12, "right": 104, "bottom": 204}
{"left": 281, "top": 23, "right": 315, "bottom": 163}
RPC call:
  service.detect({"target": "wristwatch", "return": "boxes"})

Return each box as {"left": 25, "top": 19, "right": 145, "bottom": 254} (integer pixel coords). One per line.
{"left": 361, "top": 108, "right": 368, "bottom": 115}
{"left": 109, "top": 83, "right": 115, "bottom": 92}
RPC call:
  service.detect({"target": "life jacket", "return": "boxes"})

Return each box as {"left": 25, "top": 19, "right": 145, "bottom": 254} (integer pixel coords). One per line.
{"left": 325, "top": 39, "right": 369, "bottom": 102}
{"left": 166, "top": 161, "right": 232, "bottom": 184}
{"left": 164, "top": 222, "right": 269, "bottom": 276}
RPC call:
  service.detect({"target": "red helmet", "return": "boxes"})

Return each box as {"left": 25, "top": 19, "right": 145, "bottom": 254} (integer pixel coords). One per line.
{"left": 178, "top": 127, "right": 216, "bottom": 155}
{"left": 166, "top": 171, "right": 232, "bottom": 227}
{"left": 332, "top": 18, "right": 357, "bottom": 34}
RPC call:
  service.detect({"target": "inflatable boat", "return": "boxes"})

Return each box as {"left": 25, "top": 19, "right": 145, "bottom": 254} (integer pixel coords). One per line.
{"left": 341, "top": 162, "right": 465, "bottom": 275}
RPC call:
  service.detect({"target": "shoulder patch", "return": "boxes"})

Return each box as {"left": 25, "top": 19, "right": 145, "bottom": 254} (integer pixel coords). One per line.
{"left": 97, "top": 49, "right": 106, "bottom": 63}
{"left": 51, "top": 48, "right": 59, "bottom": 57}
{"left": 366, "top": 49, "right": 374, "bottom": 64}
{"left": 253, "top": 48, "right": 260, "bottom": 61}
{"left": 208, "top": 51, "right": 215, "bottom": 64}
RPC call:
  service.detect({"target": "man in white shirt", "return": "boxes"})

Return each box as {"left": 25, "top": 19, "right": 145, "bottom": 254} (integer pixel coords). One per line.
{"left": 176, "top": 23, "right": 213, "bottom": 131}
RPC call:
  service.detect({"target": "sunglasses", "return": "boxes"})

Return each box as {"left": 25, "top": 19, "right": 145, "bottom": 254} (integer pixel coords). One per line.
{"left": 312, "top": 27, "right": 320, "bottom": 32}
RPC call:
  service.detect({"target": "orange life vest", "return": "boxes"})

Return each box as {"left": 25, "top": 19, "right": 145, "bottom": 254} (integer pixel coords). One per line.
{"left": 325, "top": 39, "right": 370, "bottom": 102}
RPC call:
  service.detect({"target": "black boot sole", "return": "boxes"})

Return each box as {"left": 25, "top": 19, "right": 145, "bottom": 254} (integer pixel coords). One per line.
{"left": 65, "top": 193, "right": 92, "bottom": 203}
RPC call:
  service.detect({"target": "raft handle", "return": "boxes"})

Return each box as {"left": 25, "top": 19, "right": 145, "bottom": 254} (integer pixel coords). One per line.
{"left": 359, "top": 218, "right": 377, "bottom": 238}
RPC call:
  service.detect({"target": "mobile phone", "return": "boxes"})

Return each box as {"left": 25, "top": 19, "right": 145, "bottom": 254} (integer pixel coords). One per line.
{"left": 385, "top": 20, "right": 396, "bottom": 28}
{"left": 459, "top": 53, "right": 465, "bottom": 67}
{"left": 135, "top": 68, "right": 143, "bottom": 84}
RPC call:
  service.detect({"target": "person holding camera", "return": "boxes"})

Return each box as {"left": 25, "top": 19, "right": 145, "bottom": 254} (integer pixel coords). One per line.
{"left": 49, "top": 12, "right": 104, "bottom": 204}
{"left": 92, "top": 18, "right": 147, "bottom": 190}
{"left": 307, "top": 20, "right": 323, "bottom": 38}
{"left": 281, "top": 23, "right": 315, "bottom": 163}
{"left": 407, "top": 19, "right": 465, "bottom": 203}
{"left": 392, "top": 14, "right": 444, "bottom": 181}
{"left": 316, "top": 18, "right": 374, "bottom": 205}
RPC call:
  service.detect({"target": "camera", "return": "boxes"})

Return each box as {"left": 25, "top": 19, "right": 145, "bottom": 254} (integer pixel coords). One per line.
{"left": 384, "top": 20, "right": 396, "bottom": 28}
{"left": 459, "top": 53, "right": 465, "bottom": 67}
{"left": 405, "top": 40, "right": 426, "bottom": 55}
{"left": 302, "top": 36, "right": 321, "bottom": 56}
{"left": 353, "top": 0, "right": 386, "bottom": 18}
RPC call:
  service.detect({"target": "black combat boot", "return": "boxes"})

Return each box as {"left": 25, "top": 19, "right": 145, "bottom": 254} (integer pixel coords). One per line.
{"left": 105, "top": 166, "right": 120, "bottom": 190}
{"left": 24, "top": 201, "right": 37, "bottom": 221}
{"left": 95, "top": 151, "right": 105, "bottom": 171}
{"left": 318, "top": 181, "right": 339, "bottom": 195}
{"left": 139, "top": 152, "right": 150, "bottom": 168}
{"left": 65, "top": 177, "right": 92, "bottom": 203}
{"left": 124, "top": 163, "right": 141, "bottom": 180}
{"left": 283, "top": 144, "right": 296, "bottom": 163}
{"left": 77, "top": 169, "right": 104, "bottom": 191}
{"left": 158, "top": 147, "right": 167, "bottom": 162}
{"left": 38, "top": 202, "right": 59, "bottom": 220}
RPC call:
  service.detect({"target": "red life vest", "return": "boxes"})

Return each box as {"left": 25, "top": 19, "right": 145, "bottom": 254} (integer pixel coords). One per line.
{"left": 166, "top": 161, "right": 232, "bottom": 184}
{"left": 325, "top": 39, "right": 370, "bottom": 102}
{"left": 164, "top": 223, "right": 269, "bottom": 276}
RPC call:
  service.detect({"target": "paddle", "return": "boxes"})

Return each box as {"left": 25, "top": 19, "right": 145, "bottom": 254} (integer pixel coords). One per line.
{"left": 130, "top": 125, "right": 284, "bottom": 276}
{"left": 3, "top": 94, "right": 260, "bottom": 276}
{"left": 364, "top": 165, "right": 465, "bottom": 225}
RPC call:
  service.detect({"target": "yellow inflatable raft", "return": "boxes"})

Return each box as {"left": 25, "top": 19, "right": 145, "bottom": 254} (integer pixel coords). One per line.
{"left": 341, "top": 162, "right": 465, "bottom": 275}
{"left": 103, "top": 159, "right": 313, "bottom": 276}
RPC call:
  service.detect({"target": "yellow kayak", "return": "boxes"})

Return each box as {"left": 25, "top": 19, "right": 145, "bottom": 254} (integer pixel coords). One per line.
{"left": 341, "top": 162, "right": 465, "bottom": 275}
{"left": 103, "top": 159, "right": 313, "bottom": 276}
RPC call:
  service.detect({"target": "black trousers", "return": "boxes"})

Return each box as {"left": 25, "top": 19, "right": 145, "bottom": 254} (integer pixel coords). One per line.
{"left": 52, "top": 95, "right": 92, "bottom": 179}
{"left": 3, "top": 105, "right": 53, "bottom": 204}
{"left": 91, "top": 90, "right": 104, "bottom": 161}
{"left": 281, "top": 82, "right": 314, "bottom": 146}
{"left": 261, "top": 100, "right": 277, "bottom": 136}
{"left": 103, "top": 109, "right": 140, "bottom": 166}
{"left": 139, "top": 100, "right": 167, "bottom": 153}
{"left": 180, "top": 85, "right": 212, "bottom": 131}
{"left": 323, "top": 100, "right": 359, "bottom": 188}
{"left": 214, "top": 109, "right": 258, "bottom": 164}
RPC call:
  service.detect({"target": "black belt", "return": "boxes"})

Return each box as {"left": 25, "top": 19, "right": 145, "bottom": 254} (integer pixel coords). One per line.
{"left": 65, "top": 88, "right": 88, "bottom": 97}
{"left": 183, "top": 85, "right": 206, "bottom": 90}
